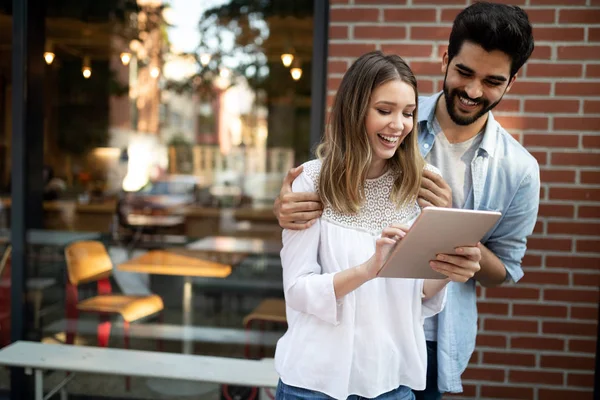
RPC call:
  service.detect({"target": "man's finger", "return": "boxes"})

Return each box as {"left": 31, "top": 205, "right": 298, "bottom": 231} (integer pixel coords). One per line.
{"left": 280, "top": 210, "right": 323, "bottom": 222}
{"left": 423, "top": 169, "right": 450, "bottom": 189}
{"left": 280, "top": 165, "right": 304, "bottom": 195}
{"left": 418, "top": 188, "right": 443, "bottom": 207}
{"left": 281, "top": 192, "right": 322, "bottom": 205}
{"left": 281, "top": 218, "right": 317, "bottom": 230}
{"left": 421, "top": 176, "right": 446, "bottom": 198}
{"left": 417, "top": 198, "right": 433, "bottom": 208}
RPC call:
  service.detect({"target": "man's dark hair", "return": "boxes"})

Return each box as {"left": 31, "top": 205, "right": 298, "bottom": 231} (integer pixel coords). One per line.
{"left": 448, "top": 1, "right": 534, "bottom": 77}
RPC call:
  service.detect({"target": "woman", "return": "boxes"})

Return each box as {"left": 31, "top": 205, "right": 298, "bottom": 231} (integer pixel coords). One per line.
{"left": 275, "top": 51, "right": 477, "bottom": 400}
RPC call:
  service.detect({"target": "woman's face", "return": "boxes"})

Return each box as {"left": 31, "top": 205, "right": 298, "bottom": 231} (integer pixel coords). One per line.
{"left": 365, "top": 79, "right": 416, "bottom": 177}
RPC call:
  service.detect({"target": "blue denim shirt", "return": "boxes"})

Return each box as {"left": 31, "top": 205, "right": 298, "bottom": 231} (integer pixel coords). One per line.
{"left": 418, "top": 93, "right": 540, "bottom": 393}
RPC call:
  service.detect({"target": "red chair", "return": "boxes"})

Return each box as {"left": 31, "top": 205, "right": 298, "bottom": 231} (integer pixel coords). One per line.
{"left": 64, "top": 241, "right": 164, "bottom": 390}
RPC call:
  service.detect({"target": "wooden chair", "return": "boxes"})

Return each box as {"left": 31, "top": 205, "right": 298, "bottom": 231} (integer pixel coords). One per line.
{"left": 64, "top": 240, "right": 164, "bottom": 390}
{"left": 243, "top": 298, "right": 286, "bottom": 359}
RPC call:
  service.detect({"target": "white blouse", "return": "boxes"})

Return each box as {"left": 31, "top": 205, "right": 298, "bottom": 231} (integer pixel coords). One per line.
{"left": 275, "top": 160, "right": 447, "bottom": 399}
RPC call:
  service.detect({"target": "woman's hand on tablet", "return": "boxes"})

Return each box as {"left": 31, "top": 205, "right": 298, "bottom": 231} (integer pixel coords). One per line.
{"left": 363, "top": 225, "right": 409, "bottom": 280}
{"left": 429, "top": 243, "right": 482, "bottom": 283}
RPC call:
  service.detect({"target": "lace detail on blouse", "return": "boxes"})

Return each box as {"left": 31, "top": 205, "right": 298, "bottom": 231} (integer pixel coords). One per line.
{"left": 301, "top": 159, "right": 425, "bottom": 235}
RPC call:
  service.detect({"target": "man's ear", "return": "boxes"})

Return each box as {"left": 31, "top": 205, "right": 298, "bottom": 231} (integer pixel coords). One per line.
{"left": 441, "top": 52, "right": 449, "bottom": 75}
{"left": 505, "top": 74, "right": 517, "bottom": 94}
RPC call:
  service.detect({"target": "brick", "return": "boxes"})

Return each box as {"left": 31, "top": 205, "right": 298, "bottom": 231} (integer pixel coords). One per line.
{"left": 469, "top": 350, "right": 479, "bottom": 364}
{"left": 559, "top": 9, "right": 600, "bottom": 24}
{"left": 526, "top": 63, "right": 582, "bottom": 78}
{"left": 494, "top": 116, "right": 548, "bottom": 131}
{"left": 485, "top": 287, "right": 540, "bottom": 300}
{"left": 544, "top": 289, "right": 599, "bottom": 304}
{"left": 327, "top": 77, "right": 342, "bottom": 90}
{"left": 583, "top": 100, "right": 600, "bottom": 114}
{"left": 446, "top": 384, "right": 476, "bottom": 397}
{"left": 484, "top": 319, "right": 538, "bottom": 333}
{"left": 549, "top": 187, "right": 600, "bottom": 202}
{"left": 539, "top": 169, "right": 576, "bottom": 183}
{"left": 329, "top": 25, "right": 348, "bottom": 40}
{"left": 571, "top": 306, "right": 599, "bottom": 321}
{"left": 380, "top": 44, "right": 433, "bottom": 58}
{"left": 576, "top": 239, "right": 600, "bottom": 252}
{"left": 569, "top": 339, "right": 597, "bottom": 353}
{"left": 384, "top": 8, "right": 436, "bottom": 22}
{"left": 543, "top": 321, "right": 598, "bottom": 337}
{"left": 519, "top": 270, "right": 570, "bottom": 285}
{"left": 530, "top": 0, "right": 586, "bottom": 4}
{"left": 509, "top": 370, "right": 564, "bottom": 385}
{"left": 530, "top": 45, "right": 552, "bottom": 60}
{"left": 534, "top": 219, "right": 544, "bottom": 233}
{"left": 551, "top": 153, "right": 600, "bottom": 167}
{"left": 573, "top": 273, "right": 600, "bottom": 287}
{"left": 524, "top": 134, "right": 578, "bottom": 148}
{"left": 462, "top": 367, "right": 505, "bottom": 382}
{"left": 354, "top": 0, "right": 407, "bottom": 3}
{"left": 567, "top": 373, "right": 595, "bottom": 388}
{"left": 417, "top": 78, "right": 435, "bottom": 95}
{"left": 354, "top": 26, "right": 406, "bottom": 40}
{"left": 329, "top": 43, "right": 376, "bottom": 58}
{"left": 408, "top": 61, "right": 441, "bottom": 76}
{"left": 328, "top": 60, "right": 348, "bottom": 75}
{"left": 330, "top": 8, "right": 379, "bottom": 22}
{"left": 412, "top": 0, "right": 466, "bottom": 4}
{"left": 580, "top": 206, "right": 600, "bottom": 219}
{"left": 541, "top": 354, "right": 595, "bottom": 370}
{"left": 522, "top": 254, "right": 543, "bottom": 267}
{"left": 526, "top": 238, "right": 572, "bottom": 252}
{"left": 482, "top": 351, "right": 536, "bottom": 367}
{"left": 476, "top": 334, "right": 507, "bottom": 348}
{"left": 556, "top": 82, "right": 600, "bottom": 97}
{"left": 555, "top": 117, "right": 600, "bottom": 132}
{"left": 494, "top": 98, "right": 520, "bottom": 113}
{"left": 480, "top": 385, "right": 534, "bottom": 400}
{"left": 546, "top": 255, "right": 600, "bottom": 270}
{"left": 440, "top": 8, "right": 463, "bottom": 22}
{"left": 513, "top": 303, "right": 568, "bottom": 318}
{"left": 526, "top": 100, "right": 580, "bottom": 114}
{"left": 509, "top": 81, "right": 551, "bottom": 95}
{"left": 533, "top": 27, "right": 584, "bottom": 42}
{"left": 511, "top": 336, "right": 565, "bottom": 351}
{"left": 537, "top": 204, "right": 574, "bottom": 218}
{"left": 586, "top": 64, "right": 600, "bottom": 78}
{"left": 582, "top": 135, "right": 600, "bottom": 149}
{"left": 410, "top": 26, "right": 452, "bottom": 41}
{"left": 524, "top": 9, "right": 556, "bottom": 23}
{"left": 477, "top": 301, "right": 509, "bottom": 315}
{"left": 530, "top": 151, "right": 547, "bottom": 165}
{"left": 548, "top": 222, "right": 600, "bottom": 236}
{"left": 539, "top": 389, "right": 593, "bottom": 400}
{"left": 590, "top": 27, "right": 600, "bottom": 42}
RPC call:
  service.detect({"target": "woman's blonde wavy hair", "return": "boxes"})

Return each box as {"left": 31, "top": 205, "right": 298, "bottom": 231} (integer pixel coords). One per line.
{"left": 316, "top": 51, "right": 425, "bottom": 215}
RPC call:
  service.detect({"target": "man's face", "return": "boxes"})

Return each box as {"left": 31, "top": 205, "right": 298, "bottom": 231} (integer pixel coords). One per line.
{"left": 442, "top": 41, "right": 516, "bottom": 126}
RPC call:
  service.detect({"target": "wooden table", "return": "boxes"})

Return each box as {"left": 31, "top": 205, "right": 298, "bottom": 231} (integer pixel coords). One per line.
{"left": 186, "top": 236, "right": 282, "bottom": 256}
{"left": 118, "top": 250, "right": 234, "bottom": 396}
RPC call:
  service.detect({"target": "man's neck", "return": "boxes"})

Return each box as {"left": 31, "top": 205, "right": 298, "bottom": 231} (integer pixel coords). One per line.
{"left": 435, "top": 94, "right": 488, "bottom": 144}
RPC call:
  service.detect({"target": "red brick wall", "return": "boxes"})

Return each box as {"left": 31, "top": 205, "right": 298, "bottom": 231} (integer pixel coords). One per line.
{"left": 328, "top": 1, "right": 599, "bottom": 399}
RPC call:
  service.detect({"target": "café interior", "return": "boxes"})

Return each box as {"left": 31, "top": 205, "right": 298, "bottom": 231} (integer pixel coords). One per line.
{"left": 0, "top": 0, "right": 324, "bottom": 398}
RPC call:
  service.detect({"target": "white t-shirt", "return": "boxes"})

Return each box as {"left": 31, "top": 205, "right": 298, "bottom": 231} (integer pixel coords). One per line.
{"left": 275, "top": 160, "right": 447, "bottom": 399}
{"left": 423, "top": 118, "right": 483, "bottom": 342}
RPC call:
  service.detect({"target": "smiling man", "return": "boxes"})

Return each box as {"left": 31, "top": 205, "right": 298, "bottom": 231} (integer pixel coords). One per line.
{"left": 273, "top": 2, "right": 540, "bottom": 399}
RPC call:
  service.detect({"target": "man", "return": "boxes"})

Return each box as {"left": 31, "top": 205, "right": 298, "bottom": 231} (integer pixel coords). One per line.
{"left": 273, "top": 2, "right": 540, "bottom": 399}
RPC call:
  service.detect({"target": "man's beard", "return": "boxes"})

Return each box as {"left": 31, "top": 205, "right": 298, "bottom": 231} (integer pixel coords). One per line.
{"left": 443, "top": 78, "right": 503, "bottom": 126}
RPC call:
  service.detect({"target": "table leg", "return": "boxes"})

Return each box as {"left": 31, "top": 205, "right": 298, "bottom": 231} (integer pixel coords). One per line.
{"left": 145, "top": 275, "right": 219, "bottom": 397}
{"left": 35, "top": 369, "right": 43, "bottom": 400}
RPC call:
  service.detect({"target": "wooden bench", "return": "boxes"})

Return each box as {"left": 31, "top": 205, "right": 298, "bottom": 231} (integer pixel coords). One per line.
{"left": 0, "top": 340, "right": 278, "bottom": 400}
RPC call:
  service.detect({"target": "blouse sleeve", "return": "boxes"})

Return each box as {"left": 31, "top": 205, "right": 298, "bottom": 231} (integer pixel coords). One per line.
{"left": 419, "top": 279, "right": 447, "bottom": 319}
{"left": 280, "top": 170, "right": 341, "bottom": 326}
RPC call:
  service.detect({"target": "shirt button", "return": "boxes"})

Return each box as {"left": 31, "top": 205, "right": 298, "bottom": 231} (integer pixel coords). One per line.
{"left": 424, "top": 143, "right": 430, "bottom": 149}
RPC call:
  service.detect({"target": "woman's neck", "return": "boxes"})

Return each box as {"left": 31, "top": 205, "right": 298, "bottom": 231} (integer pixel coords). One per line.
{"left": 367, "top": 160, "right": 387, "bottom": 179}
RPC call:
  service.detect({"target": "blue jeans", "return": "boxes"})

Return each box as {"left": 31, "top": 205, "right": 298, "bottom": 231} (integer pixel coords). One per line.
{"left": 412, "top": 341, "right": 442, "bottom": 400}
{"left": 275, "top": 380, "right": 415, "bottom": 400}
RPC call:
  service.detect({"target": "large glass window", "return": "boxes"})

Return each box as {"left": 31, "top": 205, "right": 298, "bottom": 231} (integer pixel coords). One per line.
{"left": 1, "top": 1, "right": 317, "bottom": 398}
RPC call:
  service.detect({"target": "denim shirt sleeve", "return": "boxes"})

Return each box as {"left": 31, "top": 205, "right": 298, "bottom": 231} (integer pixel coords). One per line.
{"left": 484, "top": 164, "right": 540, "bottom": 283}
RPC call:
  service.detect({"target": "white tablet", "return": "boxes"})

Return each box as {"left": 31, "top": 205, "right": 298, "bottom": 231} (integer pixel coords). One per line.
{"left": 377, "top": 207, "right": 502, "bottom": 280}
